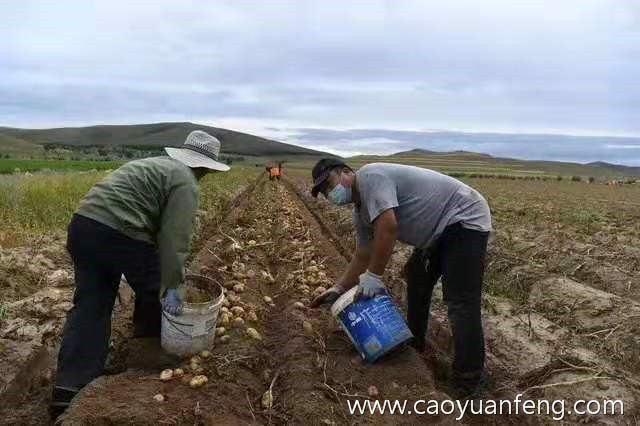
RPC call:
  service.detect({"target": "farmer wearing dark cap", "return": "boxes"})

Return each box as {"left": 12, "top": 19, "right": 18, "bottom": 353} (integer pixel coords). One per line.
{"left": 51, "top": 131, "right": 230, "bottom": 416}
{"left": 309, "top": 158, "right": 492, "bottom": 398}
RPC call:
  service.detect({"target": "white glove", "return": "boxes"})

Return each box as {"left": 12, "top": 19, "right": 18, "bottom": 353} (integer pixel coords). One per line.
{"left": 355, "top": 270, "right": 386, "bottom": 300}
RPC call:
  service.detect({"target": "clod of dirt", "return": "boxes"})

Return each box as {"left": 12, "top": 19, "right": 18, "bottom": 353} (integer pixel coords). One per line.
{"left": 246, "top": 328, "right": 262, "bottom": 341}
{"left": 233, "top": 317, "right": 245, "bottom": 328}
{"left": 215, "top": 327, "right": 226, "bottom": 336}
{"left": 189, "top": 375, "right": 208, "bottom": 388}
{"left": 153, "top": 394, "right": 165, "bottom": 402}
{"left": 247, "top": 311, "right": 258, "bottom": 322}
{"left": 159, "top": 369, "right": 173, "bottom": 381}
{"left": 302, "top": 321, "right": 313, "bottom": 334}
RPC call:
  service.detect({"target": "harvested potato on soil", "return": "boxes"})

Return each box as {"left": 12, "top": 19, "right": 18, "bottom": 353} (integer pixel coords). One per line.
{"left": 263, "top": 296, "right": 273, "bottom": 304}
{"left": 159, "top": 369, "right": 173, "bottom": 381}
{"left": 200, "top": 350, "right": 211, "bottom": 359}
{"left": 261, "top": 390, "right": 273, "bottom": 409}
{"left": 189, "top": 375, "right": 208, "bottom": 388}
{"left": 233, "top": 317, "right": 245, "bottom": 327}
{"left": 293, "top": 301, "right": 305, "bottom": 309}
{"left": 219, "top": 335, "right": 231, "bottom": 344}
{"left": 173, "top": 368, "right": 184, "bottom": 377}
{"left": 230, "top": 306, "right": 245, "bottom": 316}
{"left": 246, "top": 327, "right": 262, "bottom": 340}
{"left": 218, "top": 313, "right": 231, "bottom": 325}
{"left": 215, "top": 327, "right": 226, "bottom": 336}
{"left": 302, "top": 321, "right": 313, "bottom": 334}
{"left": 232, "top": 283, "right": 245, "bottom": 293}
{"left": 247, "top": 311, "right": 258, "bottom": 321}
{"left": 368, "top": 385, "right": 379, "bottom": 397}
{"left": 153, "top": 394, "right": 165, "bottom": 402}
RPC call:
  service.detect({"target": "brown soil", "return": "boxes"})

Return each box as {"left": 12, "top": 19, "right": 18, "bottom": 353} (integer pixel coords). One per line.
{"left": 58, "top": 177, "right": 451, "bottom": 425}
{"left": 287, "top": 174, "right": 640, "bottom": 424}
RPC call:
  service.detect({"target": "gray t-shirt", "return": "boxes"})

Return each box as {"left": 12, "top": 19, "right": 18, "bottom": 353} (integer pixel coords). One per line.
{"left": 353, "top": 163, "right": 492, "bottom": 250}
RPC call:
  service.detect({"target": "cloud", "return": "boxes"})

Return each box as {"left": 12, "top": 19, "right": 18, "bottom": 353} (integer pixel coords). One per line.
{"left": 1, "top": 0, "right": 639, "bottom": 163}
{"left": 283, "top": 128, "right": 640, "bottom": 165}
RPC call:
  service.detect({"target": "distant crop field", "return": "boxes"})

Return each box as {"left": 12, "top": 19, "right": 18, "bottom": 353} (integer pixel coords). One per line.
{"left": 0, "top": 166, "right": 258, "bottom": 246}
{"left": 0, "top": 159, "right": 122, "bottom": 174}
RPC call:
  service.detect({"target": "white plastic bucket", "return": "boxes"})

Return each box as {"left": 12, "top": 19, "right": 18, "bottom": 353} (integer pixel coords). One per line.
{"left": 161, "top": 274, "right": 225, "bottom": 356}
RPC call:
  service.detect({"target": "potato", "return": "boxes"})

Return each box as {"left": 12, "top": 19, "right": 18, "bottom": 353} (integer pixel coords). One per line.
{"left": 215, "top": 327, "right": 226, "bottom": 336}
{"left": 302, "top": 321, "right": 313, "bottom": 334}
{"left": 220, "top": 306, "right": 230, "bottom": 314}
{"left": 159, "top": 369, "right": 173, "bottom": 381}
{"left": 246, "top": 327, "right": 262, "bottom": 341}
{"left": 189, "top": 375, "right": 208, "bottom": 388}
{"left": 247, "top": 311, "right": 258, "bottom": 322}
{"left": 233, "top": 317, "right": 245, "bottom": 328}
{"left": 261, "top": 389, "right": 273, "bottom": 409}
{"left": 293, "top": 301, "right": 305, "bottom": 309}
{"left": 368, "top": 385, "right": 379, "bottom": 397}
{"left": 230, "top": 306, "right": 245, "bottom": 316}
{"left": 219, "top": 335, "right": 231, "bottom": 344}
{"left": 263, "top": 296, "right": 273, "bottom": 304}
{"left": 219, "top": 313, "right": 231, "bottom": 325}
{"left": 173, "top": 368, "right": 184, "bottom": 377}
{"left": 314, "top": 286, "right": 327, "bottom": 296}
{"left": 233, "top": 283, "right": 245, "bottom": 293}
{"left": 153, "top": 393, "right": 165, "bottom": 402}
{"left": 200, "top": 350, "right": 211, "bottom": 359}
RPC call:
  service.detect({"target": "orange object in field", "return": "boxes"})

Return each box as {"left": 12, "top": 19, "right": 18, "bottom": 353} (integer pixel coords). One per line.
{"left": 270, "top": 167, "right": 280, "bottom": 178}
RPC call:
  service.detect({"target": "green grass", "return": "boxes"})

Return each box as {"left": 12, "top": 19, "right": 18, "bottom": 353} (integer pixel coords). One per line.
{"left": 0, "top": 159, "right": 122, "bottom": 174}
{"left": 0, "top": 166, "right": 259, "bottom": 246}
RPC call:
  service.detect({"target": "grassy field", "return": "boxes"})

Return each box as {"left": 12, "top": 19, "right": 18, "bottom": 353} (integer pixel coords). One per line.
{"left": 0, "top": 166, "right": 258, "bottom": 247}
{"left": 285, "top": 153, "right": 640, "bottom": 180}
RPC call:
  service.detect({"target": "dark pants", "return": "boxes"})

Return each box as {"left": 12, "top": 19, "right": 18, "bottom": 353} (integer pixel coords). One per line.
{"left": 55, "top": 214, "right": 162, "bottom": 390}
{"left": 405, "top": 223, "right": 489, "bottom": 388}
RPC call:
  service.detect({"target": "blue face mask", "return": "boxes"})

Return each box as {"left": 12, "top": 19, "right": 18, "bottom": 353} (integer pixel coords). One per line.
{"left": 328, "top": 183, "right": 352, "bottom": 205}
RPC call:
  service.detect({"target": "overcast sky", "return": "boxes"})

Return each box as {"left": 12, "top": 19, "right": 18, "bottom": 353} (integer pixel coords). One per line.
{"left": 1, "top": 1, "right": 640, "bottom": 164}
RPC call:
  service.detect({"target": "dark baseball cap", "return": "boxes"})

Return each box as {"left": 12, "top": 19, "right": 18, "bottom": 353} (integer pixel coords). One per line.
{"left": 311, "top": 158, "right": 348, "bottom": 197}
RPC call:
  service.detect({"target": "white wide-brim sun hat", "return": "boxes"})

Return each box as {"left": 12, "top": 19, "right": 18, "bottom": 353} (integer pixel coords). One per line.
{"left": 165, "top": 130, "right": 231, "bottom": 172}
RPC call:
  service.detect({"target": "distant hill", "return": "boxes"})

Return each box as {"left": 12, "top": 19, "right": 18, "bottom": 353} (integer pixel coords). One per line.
{"left": 0, "top": 122, "right": 329, "bottom": 157}
{"left": 393, "top": 148, "right": 493, "bottom": 159}
{"left": 586, "top": 161, "right": 640, "bottom": 176}
{"left": 350, "top": 148, "right": 640, "bottom": 178}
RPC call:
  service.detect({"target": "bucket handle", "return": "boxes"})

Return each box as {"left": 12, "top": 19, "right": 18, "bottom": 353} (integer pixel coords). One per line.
{"left": 162, "top": 311, "right": 193, "bottom": 338}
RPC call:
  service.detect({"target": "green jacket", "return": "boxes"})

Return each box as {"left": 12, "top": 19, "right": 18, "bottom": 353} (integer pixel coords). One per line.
{"left": 76, "top": 156, "right": 199, "bottom": 292}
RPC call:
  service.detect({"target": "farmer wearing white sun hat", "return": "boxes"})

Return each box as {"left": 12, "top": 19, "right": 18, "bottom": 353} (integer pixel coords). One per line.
{"left": 51, "top": 130, "right": 229, "bottom": 417}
